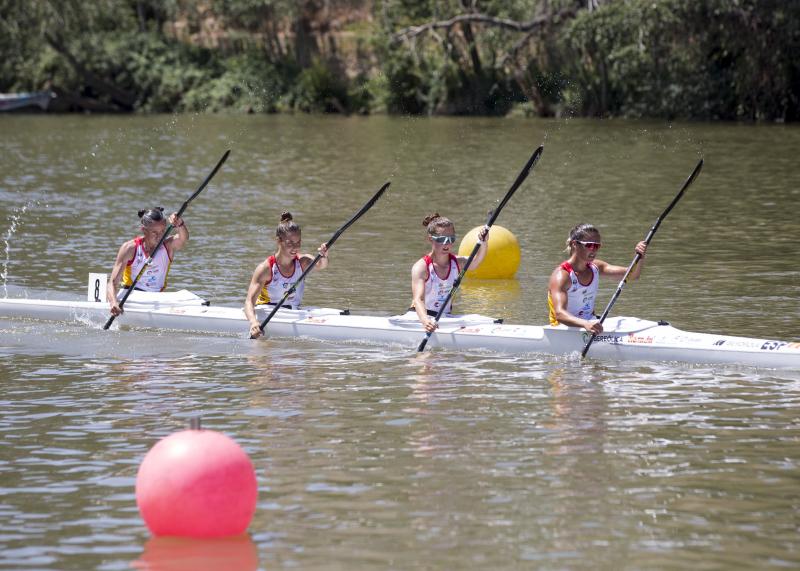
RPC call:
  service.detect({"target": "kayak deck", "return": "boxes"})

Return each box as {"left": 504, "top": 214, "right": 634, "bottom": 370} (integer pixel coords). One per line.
{"left": 0, "top": 293, "right": 798, "bottom": 369}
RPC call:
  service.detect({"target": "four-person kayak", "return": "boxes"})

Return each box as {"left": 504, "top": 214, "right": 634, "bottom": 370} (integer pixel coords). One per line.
{"left": 0, "top": 289, "right": 798, "bottom": 369}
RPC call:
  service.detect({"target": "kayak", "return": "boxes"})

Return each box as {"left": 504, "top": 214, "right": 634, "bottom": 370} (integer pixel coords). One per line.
{"left": 0, "top": 91, "right": 54, "bottom": 112}
{"left": 1, "top": 289, "right": 798, "bottom": 368}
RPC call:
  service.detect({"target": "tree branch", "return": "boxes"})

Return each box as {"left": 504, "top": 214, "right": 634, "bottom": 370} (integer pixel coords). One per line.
{"left": 392, "top": 11, "right": 574, "bottom": 44}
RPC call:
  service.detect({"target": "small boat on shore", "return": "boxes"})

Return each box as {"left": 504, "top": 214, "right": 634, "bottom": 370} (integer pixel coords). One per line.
{"left": 1, "top": 289, "right": 798, "bottom": 369}
{"left": 0, "top": 91, "right": 54, "bottom": 112}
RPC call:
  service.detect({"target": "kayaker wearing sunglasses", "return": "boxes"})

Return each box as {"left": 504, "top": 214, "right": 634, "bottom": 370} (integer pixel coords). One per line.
{"left": 244, "top": 211, "right": 329, "bottom": 339}
{"left": 107, "top": 207, "right": 188, "bottom": 317}
{"left": 410, "top": 213, "right": 489, "bottom": 332}
{"left": 548, "top": 223, "right": 647, "bottom": 334}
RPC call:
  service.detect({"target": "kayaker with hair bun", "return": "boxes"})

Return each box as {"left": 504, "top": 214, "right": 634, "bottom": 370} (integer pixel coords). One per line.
{"left": 244, "top": 211, "right": 329, "bottom": 339}
{"left": 410, "top": 213, "right": 489, "bottom": 332}
{"left": 106, "top": 206, "right": 188, "bottom": 317}
{"left": 548, "top": 223, "right": 647, "bottom": 334}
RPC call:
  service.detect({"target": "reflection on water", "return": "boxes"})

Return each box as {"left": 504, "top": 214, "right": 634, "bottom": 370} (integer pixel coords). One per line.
{"left": 458, "top": 278, "right": 521, "bottom": 320}
{"left": 1, "top": 115, "right": 799, "bottom": 569}
{"left": 132, "top": 535, "right": 259, "bottom": 571}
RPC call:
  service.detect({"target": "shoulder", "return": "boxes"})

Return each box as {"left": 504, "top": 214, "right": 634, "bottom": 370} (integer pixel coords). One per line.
{"left": 411, "top": 257, "right": 429, "bottom": 278}
{"left": 299, "top": 253, "right": 315, "bottom": 269}
{"left": 251, "top": 259, "right": 272, "bottom": 280}
{"left": 122, "top": 236, "right": 141, "bottom": 248}
{"left": 550, "top": 261, "right": 571, "bottom": 277}
{"left": 549, "top": 263, "right": 570, "bottom": 287}
{"left": 259, "top": 256, "right": 275, "bottom": 269}
{"left": 117, "top": 238, "right": 139, "bottom": 256}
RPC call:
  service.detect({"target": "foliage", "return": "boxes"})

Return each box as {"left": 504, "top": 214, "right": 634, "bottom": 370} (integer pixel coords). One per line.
{"left": 559, "top": 0, "right": 800, "bottom": 120}
{"left": 181, "top": 52, "right": 293, "bottom": 113}
{"left": 0, "top": 0, "right": 798, "bottom": 121}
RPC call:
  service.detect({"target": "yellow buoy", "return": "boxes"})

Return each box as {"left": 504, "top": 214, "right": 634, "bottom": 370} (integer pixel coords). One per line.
{"left": 458, "top": 225, "right": 521, "bottom": 279}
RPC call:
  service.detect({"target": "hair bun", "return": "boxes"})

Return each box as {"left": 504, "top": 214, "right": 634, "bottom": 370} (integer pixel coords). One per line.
{"left": 280, "top": 211, "right": 293, "bottom": 222}
{"left": 137, "top": 209, "right": 146, "bottom": 218}
{"left": 422, "top": 212, "right": 441, "bottom": 227}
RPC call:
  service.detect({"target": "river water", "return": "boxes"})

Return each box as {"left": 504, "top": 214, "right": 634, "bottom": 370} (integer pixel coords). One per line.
{"left": 0, "top": 114, "right": 798, "bottom": 569}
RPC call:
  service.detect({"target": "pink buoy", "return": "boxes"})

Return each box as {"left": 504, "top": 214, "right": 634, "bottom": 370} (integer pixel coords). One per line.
{"left": 136, "top": 423, "right": 258, "bottom": 538}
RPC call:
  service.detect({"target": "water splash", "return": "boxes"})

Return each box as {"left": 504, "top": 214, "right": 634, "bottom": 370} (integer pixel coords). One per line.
{"left": 2, "top": 201, "right": 36, "bottom": 297}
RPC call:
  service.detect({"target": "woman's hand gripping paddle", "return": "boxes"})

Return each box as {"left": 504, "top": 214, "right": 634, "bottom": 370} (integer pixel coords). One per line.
{"left": 417, "top": 145, "right": 544, "bottom": 352}
{"left": 581, "top": 158, "right": 704, "bottom": 358}
{"left": 103, "top": 150, "right": 231, "bottom": 330}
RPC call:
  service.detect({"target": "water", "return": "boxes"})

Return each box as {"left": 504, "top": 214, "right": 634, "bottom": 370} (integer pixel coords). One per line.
{"left": 0, "top": 114, "right": 799, "bottom": 570}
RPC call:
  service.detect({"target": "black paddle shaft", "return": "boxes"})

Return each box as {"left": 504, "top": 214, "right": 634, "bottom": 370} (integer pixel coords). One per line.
{"left": 581, "top": 158, "right": 704, "bottom": 358}
{"left": 103, "top": 150, "right": 231, "bottom": 330}
{"left": 417, "top": 145, "right": 544, "bottom": 352}
{"left": 253, "top": 181, "right": 391, "bottom": 338}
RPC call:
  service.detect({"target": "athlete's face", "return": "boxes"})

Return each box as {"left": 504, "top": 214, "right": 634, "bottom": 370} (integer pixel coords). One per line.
{"left": 429, "top": 224, "right": 456, "bottom": 253}
{"left": 141, "top": 220, "right": 167, "bottom": 243}
{"left": 573, "top": 232, "right": 602, "bottom": 261}
{"left": 279, "top": 232, "right": 302, "bottom": 256}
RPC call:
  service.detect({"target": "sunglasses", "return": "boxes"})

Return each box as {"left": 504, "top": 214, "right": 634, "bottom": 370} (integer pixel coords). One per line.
{"left": 431, "top": 234, "right": 456, "bottom": 245}
{"left": 575, "top": 240, "right": 601, "bottom": 250}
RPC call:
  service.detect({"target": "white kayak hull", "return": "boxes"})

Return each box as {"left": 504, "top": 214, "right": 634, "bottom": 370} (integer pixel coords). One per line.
{"left": 1, "top": 292, "right": 798, "bottom": 369}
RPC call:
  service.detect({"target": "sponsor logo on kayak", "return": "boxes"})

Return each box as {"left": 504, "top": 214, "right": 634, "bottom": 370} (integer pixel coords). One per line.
{"left": 460, "top": 326, "right": 482, "bottom": 334}
{"left": 711, "top": 338, "right": 762, "bottom": 349}
{"left": 460, "top": 326, "right": 506, "bottom": 335}
{"left": 627, "top": 334, "right": 654, "bottom": 344}
{"left": 582, "top": 333, "right": 622, "bottom": 345}
{"left": 761, "top": 340, "right": 787, "bottom": 351}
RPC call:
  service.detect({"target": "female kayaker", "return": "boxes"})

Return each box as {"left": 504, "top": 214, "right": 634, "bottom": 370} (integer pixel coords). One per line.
{"left": 548, "top": 223, "right": 647, "bottom": 334}
{"left": 411, "top": 213, "right": 489, "bottom": 332}
{"left": 245, "top": 211, "right": 329, "bottom": 339}
{"left": 107, "top": 207, "right": 188, "bottom": 317}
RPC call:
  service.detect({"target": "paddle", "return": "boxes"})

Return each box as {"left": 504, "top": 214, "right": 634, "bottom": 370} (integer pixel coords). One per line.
{"left": 252, "top": 181, "right": 391, "bottom": 338}
{"left": 103, "top": 149, "right": 231, "bottom": 330}
{"left": 581, "top": 158, "right": 704, "bottom": 358}
{"left": 417, "top": 145, "right": 544, "bottom": 352}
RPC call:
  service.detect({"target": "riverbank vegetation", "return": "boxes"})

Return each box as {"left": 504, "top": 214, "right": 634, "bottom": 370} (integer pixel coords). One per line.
{"left": 2, "top": 0, "right": 797, "bottom": 121}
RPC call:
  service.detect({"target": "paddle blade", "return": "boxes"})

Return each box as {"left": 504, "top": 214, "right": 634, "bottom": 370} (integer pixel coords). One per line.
{"left": 417, "top": 332, "right": 432, "bottom": 352}
{"left": 326, "top": 181, "right": 391, "bottom": 248}
{"left": 654, "top": 157, "right": 703, "bottom": 226}
{"left": 685, "top": 158, "right": 704, "bottom": 189}
{"left": 178, "top": 149, "right": 231, "bottom": 217}
{"left": 487, "top": 145, "right": 543, "bottom": 227}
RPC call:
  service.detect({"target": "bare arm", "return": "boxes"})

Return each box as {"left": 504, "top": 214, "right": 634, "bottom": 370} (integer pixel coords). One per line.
{"left": 457, "top": 226, "right": 489, "bottom": 269}
{"left": 164, "top": 212, "right": 189, "bottom": 258}
{"left": 411, "top": 258, "right": 437, "bottom": 333}
{"left": 106, "top": 240, "right": 137, "bottom": 316}
{"left": 244, "top": 262, "right": 271, "bottom": 339}
{"left": 595, "top": 241, "right": 648, "bottom": 280}
{"left": 548, "top": 267, "right": 602, "bottom": 334}
{"left": 299, "top": 243, "right": 329, "bottom": 271}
